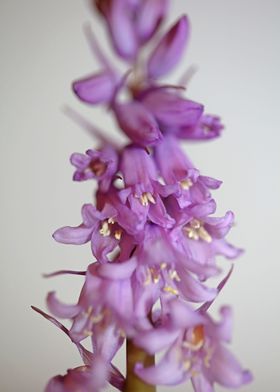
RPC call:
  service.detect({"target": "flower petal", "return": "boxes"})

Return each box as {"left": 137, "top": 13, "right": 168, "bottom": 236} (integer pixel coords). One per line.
{"left": 147, "top": 15, "right": 189, "bottom": 79}
{"left": 53, "top": 225, "right": 93, "bottom": 245}
{"left": 46, "top": 292, "right": 80, "bottom": 319}
{"left": 209, "top": 345, "right": 253, "bottom": 388}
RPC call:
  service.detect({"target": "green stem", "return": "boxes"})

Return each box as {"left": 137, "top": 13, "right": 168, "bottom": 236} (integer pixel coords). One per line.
{"left": 124, "top": 339, "right": 156, "bottom": 392}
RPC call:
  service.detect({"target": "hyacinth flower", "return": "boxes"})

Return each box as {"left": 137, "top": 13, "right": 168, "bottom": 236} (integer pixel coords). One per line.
{"left": 33, "top": 1, "right": 252, "bottom": 391}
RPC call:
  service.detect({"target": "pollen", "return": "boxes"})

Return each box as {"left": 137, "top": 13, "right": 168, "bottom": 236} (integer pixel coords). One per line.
{"left": 114, "top": 229, "right": 122, "bottom": 240}
{"left": 140, "top": 192, "right": 156, "bottom": 206}
{"left": 89, "top": 159, "right": 107, "bottom": 177}
{"left": 163, "top": 286, "right": 179, "bottom": 296}
{"left": 183, "top": 325, "right": 205, "bottom": 351}
{"left": 169, "top": 269, "right": 181, "bottom": 282}
{"left": 180, "top": 178, "right": 193, "bottom": 190}
{"left": 99, "top": 220, "right": 111, "bottom": 237}
{"left": 184, "top": 219, "right": 212, "bottom": 243}
{"left": 83, "top": 329, "right": 93, "bottom": 337}
{"left": 90, "top": 313, "right": 104, "bottom": 324}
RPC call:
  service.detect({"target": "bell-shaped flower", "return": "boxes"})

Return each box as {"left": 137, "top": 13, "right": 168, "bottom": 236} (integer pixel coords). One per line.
{"left": 155, "top": 135, "right": 222, "bottom": 208}
{"left": 135, "top": 303, "right": 252, "bottom": 390}
{"left": 47, "top": 259, "right": 137, "bottom": 346}
{"left": 70, "top": 145, "right": 118, "bottom": 192}
{"left": 176, "top": 114, "right": 224, "bottom": 140}
{"left": 114, "top": 101, "right": 162, "bottom": 146}
{"left": 72, "top": 70, "right": 118, "bottom": 105}
{"left": 147, "top": 15, "right": 189, "bottom": 79}
{"left": 53, "top": 203, "right": 120, "bottom": 262}
{"left": 32, "top": 306, "right": 124, "bottom": 392}
{"left": 119, "top": 146, "right": 175, "bottom": 228}
{"left": 131, "top": 224, "right": 218, "bottom": 311}
{"left": 141, "top": 87, "right": 203, "bottom": 131}
{"left": 170, "top": 200, "right": 243, "bottom": 280}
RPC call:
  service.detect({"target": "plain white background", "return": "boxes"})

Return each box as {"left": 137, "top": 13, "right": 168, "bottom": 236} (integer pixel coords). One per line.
{"left": 1, "top": 0, "right": 280, "bottom": 391}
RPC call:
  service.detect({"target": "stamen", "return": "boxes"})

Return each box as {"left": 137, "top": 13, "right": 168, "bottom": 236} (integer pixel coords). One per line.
{"left": 83, "top": 329, "right": 93, "bottom": 337}
{"left": 108, "top": 217, "right": 115, "bottom": 224}
{"left": 140, "top": 192, "right": 156, "bottom": 206}
{"left": 90, "top": 159, "right": 107, "bottom": 176}
{"left": 114, "top": 229, "right": 122, "bottom": 240}
{"left": 180, "top": 178, "right": 193, "bottom": 190}
{"left": 144, "top": 269, "right": 152, "bottom": 286}
{"left": 160, "top": 262, "right": 167, "bottom": 270}
{"left": 183, "top": 359, "right": 191, "bottom": 371}
{"left": 169, "top": 269, "right": 181, "bottom": 282}
{"left": 163, "top": 286, "right": 179, "bottom": 296}
{"left": 183, "top": 325, "right": 205, "bottom": 351}
{"left": 99, "top": 221, "right": 111, "bottom": 237}
{"left": 184, "top": 219, "right": 212, "bottom": 243}
{"left": 90, "top": 313, "right": 104, "bottom": 324}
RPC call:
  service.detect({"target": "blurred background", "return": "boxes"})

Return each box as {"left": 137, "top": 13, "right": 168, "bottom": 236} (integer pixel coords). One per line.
{"left": 1, "top": 0, "right": 279, "bottom": 391}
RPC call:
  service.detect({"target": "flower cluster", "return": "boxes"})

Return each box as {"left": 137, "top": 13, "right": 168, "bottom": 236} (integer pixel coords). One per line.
{"left": 35, "top": 1, "right": 252, "bottom": 391}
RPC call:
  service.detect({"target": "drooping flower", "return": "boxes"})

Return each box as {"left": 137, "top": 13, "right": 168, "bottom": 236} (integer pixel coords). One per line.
{"left": 135, "top": 301, "right": 252, "bottom": 390}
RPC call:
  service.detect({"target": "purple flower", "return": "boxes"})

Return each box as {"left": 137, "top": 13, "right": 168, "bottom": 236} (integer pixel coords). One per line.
{"left": 155, "top": 135, "right": 222, "bottom": 207}
{"left": 147, "top": 15, "right": 189, "bottom": 79}
{"left": 135, "top": 301, "right": 252, "bottom": 390}
{"left": 114, "top": 101, "right": 162, "bottom": 147}
{"left": 119, "top": 146, "right": 175, "bottom": 228}
{"left": 52, "top": 203, "right": 119, "bottom": 262}
{"left": 70, "top": 146, "right": 118, "bottom": 192}
{"left": 176, "top": 114, "right": 224, "bottom": 140}
{"left": 141, "top": 87, "right": 203, "bottom": 131}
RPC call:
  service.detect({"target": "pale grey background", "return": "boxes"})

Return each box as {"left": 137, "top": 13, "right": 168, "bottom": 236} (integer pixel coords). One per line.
{"left": 1, "top": 0, "right": 279, "bottom": 391}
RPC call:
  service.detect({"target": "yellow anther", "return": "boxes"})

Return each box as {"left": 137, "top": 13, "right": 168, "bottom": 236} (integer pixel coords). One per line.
{"left": 183, "top": 325, "right": 205, "bottom": 351}
{"left": 140, "top": 192, "right": 156, "bottom": 206}
{"left": 160, "top": 262, "right": 167, "bottom": 270}
{"left": 83, "top": 305, "right": 93, "bottom": 317}
{"left": 114, "top": 229, "right": 122, "bottom": 240}
{"left": 163, "top": 286, "right": 179, "bottom": 296}
{"left": 108, "top": 217, "right": 115, "bottom": 224}
{"left": 169, "top": 270, "right": 181, "bottom": 282}
{"left": 144, "top": 269, "right": 152, "bottom": 286}
{"left": 183, "top": 360, "right": 191, "bottom": 371}
{"left": 90, "top": 313, "right": 104, "bottom": 324}
{"left": 180, "top": 178, "right": 193, "bottom": 190}
{"left": 99, "top": 221, "right": 111, "bottom": 237}
{"left": 83, "top": 329, "right": 93, "bottom": 337}
{"left": 198, "top": 226, "right": 212, "bottom": 243}
{"left": 184, "top": 219, "right": 212, "bottom": 243}
{"left": 146, "top": 192, "right": 156, "bottom": 204}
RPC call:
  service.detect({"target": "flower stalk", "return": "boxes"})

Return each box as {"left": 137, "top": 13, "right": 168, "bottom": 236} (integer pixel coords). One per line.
{"left": 125, "top": 340, "right": 156, "bottom": 392}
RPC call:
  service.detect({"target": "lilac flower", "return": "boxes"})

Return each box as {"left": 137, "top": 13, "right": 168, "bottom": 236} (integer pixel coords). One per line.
{"left": 135, "top": 301, "right": 252, "bottom": 390}
{"left": 141, "top": 87, "right": 204, "bottom": 131}
{"left": 70, "top": 145, "right": 118, "bottom": 192}
{"left": 155, "top": 135, "right": 222, "bottom": 207}
{"left": 175, "top": 114, "right": 224, "bottom": 140}
{"left": 147, "top": 15, "right": 189, "bottom": 79}
{"left": 119, "top": 145, "right": 175, "bottom": 228}
{"left": 53, "top": 203, "right": 119, "bottom": 262}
